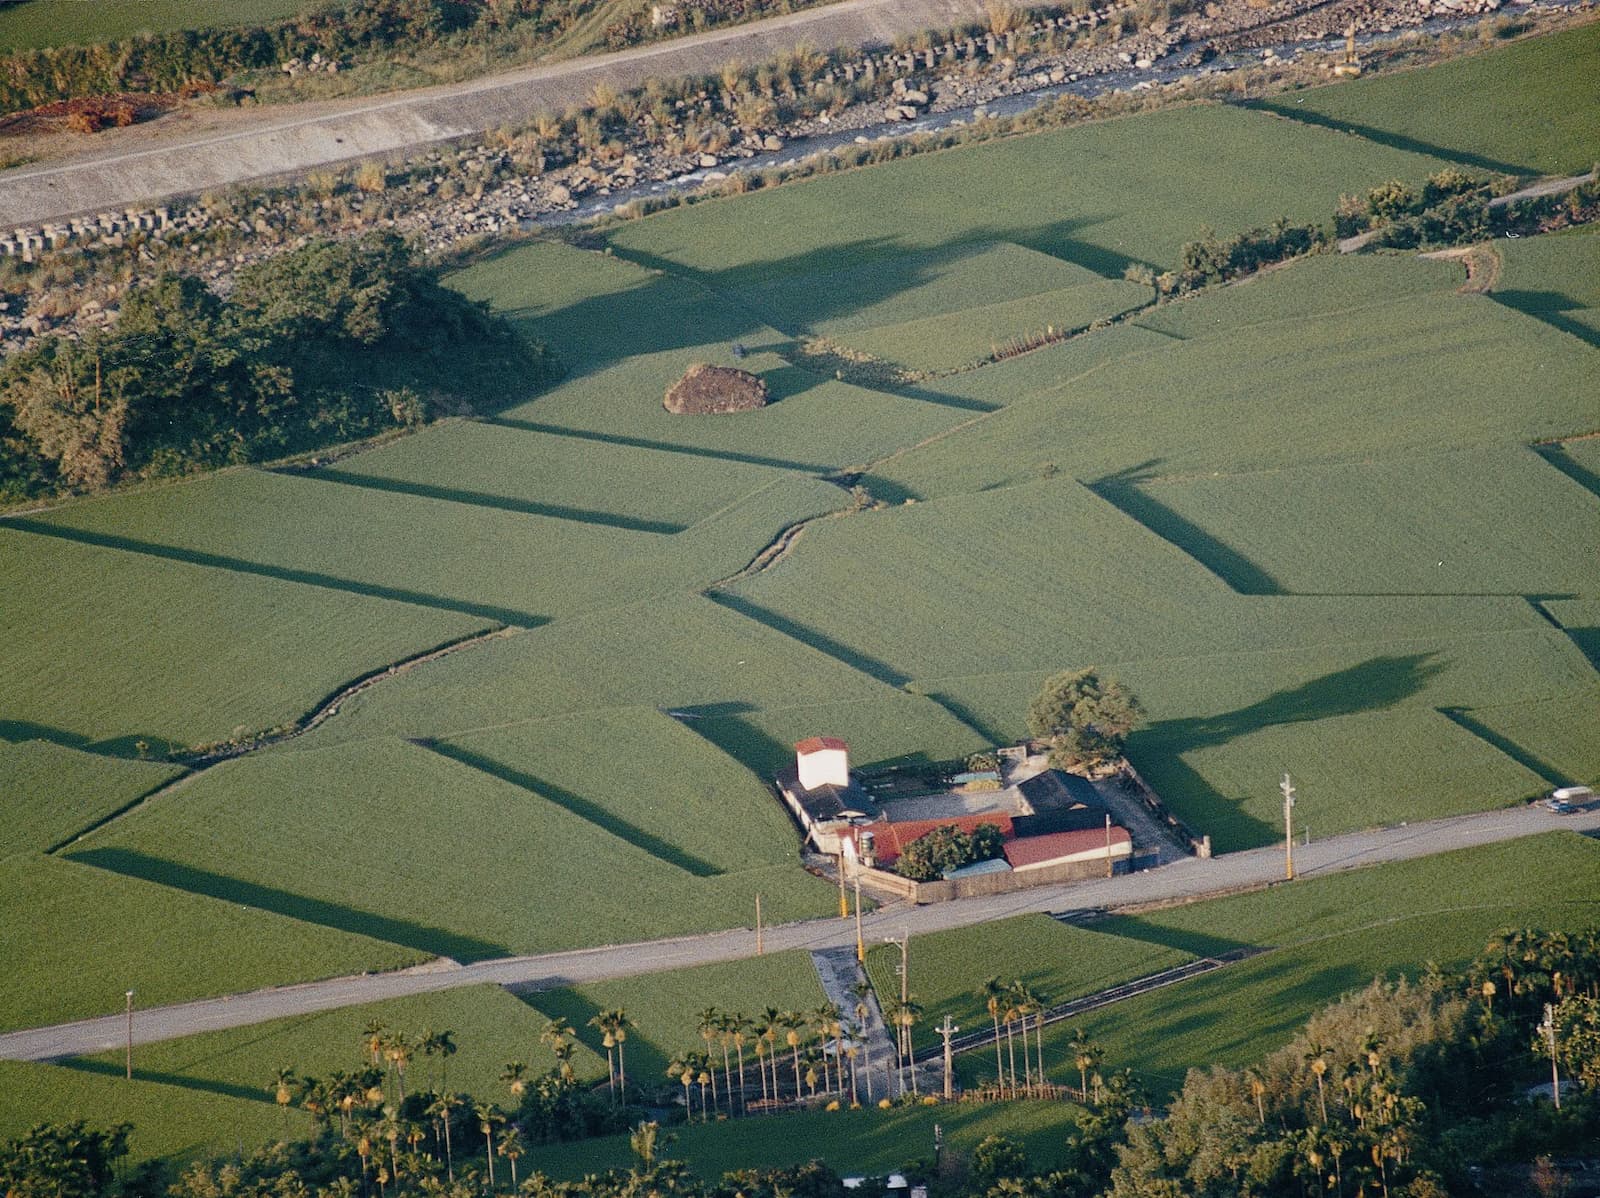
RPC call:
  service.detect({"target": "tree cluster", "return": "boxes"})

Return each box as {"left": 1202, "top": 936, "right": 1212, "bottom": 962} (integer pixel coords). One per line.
{"left": 894, "top": 823, "right": 1007, "bottom": 881}
{"left": 0, "top": 232, "right": 548, "bottom": 503}
{"left": 1160, "top": 219, "right": 1324, "bottom": 296}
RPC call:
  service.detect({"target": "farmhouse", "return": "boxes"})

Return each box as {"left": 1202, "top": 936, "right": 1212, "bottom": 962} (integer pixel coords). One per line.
{"left": 774, "top": 739, "right": 1136, "bottom": 896}
{"left": 774, "top": 737, "right": 880, "bottom": 853}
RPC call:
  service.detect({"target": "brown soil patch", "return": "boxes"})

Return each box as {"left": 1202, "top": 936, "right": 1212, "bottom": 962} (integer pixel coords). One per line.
{"left": 663, "top": 363, "right": 769, "bottom": 414}
{"left": 1421, "top": 243, "right": 1502, "bottom": 294}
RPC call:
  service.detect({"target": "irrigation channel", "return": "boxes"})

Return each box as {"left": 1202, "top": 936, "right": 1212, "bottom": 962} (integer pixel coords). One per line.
{"left": 540, "top": 1, "right": 1588, "bottom": 231}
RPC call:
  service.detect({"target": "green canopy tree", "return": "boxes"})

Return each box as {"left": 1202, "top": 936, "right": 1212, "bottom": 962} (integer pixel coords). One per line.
{"left": 1026, "top": 668, "right": 1143, "bottom": 768}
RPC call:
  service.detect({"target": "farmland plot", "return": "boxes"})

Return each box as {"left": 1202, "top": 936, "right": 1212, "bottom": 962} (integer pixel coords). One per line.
{"left": 0, "top": 740, "right": 183, "bottom": 858}
{"left": 727, "top": 241, "right": 1106, "bottom": 336}
{"left": 0, "top": 855, "right": 420, "bottom": 1031}
{"left": 27, "top": 465, "right": 844, "bottom": 626}
{"left": 1461, "top": 691, "right": 1600, "bottom": 788}
{"left": 723, "top": 477, "right": 1546, "bottom": 683}
{"left": 1251, "top": 21, "right": 1600, "bottom": 178}
{"left": 605, "top": 104, "right": 1453, "bottom": 282}
{"left": 869, "top": 283, "right": 1600, "bottom": 500}
{"left": 0, "top": 0, "right": 318, "bottom": 50}
{"left": 840, "top": 278, "right": 1152, "bottom": 374}
{"left": 1105, "top": 445, "right": 1600, "bottom": 596}
{"left": 68, "top": 736, "right": 837, "bottom": 960}
{"left": 299, "top": 591, "right": 904, "bottom": 748}
{"left": 439, "top": 706, "right": 808, "bottom": 875}
{"left": 0, "top": 522, "right": 488, "bottom": 752}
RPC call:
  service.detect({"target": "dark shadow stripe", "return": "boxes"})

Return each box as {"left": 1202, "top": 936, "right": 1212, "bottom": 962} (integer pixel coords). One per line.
{"left": 57, "top": 1057, "right": 273, "bottom": 1104}
{"left": 1438, "top": 707, "right": 1564, "bottom": 789}
{"left": 1090, "top": 482, "right": 1282, "bottom": 595}
{"left": 2, "top": 517, "right": 546, "bottom": 628}
{"left": 704, "top": 590, "right": 911, "bottom": 689}
{"left": 1244, "top": 100, "right": 1531, "bottom": 176}
{"left": 479, "top": 417, "right": 829, "bottom": 473}
{"left": 924, "top": 691, "right": 1008, "bottom": 745}
{"left": 66, "top": 847, "right": 507, "bottom": 963}
{"left": 1536, "top": 442, "right": 1600, "bottom": 501}
{"left": 416, "top": 740, "right": 722, "bottom": 877}
{"left": 278, "top": 468, "right": 688, "bottom": 535}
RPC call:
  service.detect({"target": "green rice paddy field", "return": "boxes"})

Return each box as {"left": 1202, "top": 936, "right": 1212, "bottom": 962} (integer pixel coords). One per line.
{"left": 1, "top": 21, "right": 1597, "bottom": 1096}
{"left": 0, "top": 0, "right": 318, "bottom": 52}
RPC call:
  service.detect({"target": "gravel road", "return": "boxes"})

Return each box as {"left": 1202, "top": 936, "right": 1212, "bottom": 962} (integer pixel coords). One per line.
{"left": 2, "top": 802, "right": 1593, "bottom": 1063}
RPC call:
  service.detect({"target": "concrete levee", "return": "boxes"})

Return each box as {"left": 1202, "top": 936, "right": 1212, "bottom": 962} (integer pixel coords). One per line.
{"left": 0, "top": 0, "right": 1054, "bottom": 227}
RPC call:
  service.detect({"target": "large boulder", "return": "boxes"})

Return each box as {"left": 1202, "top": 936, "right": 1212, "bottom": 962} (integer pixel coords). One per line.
{"left": 663, "top": 363, "right": 770, "bottom": 414}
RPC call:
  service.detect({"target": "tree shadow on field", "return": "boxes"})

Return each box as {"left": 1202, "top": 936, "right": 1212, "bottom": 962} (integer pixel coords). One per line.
{"left": 2, "top": 517, "right": 548, "bottom": 628}
{"left": 1127, "top": 654, "right": 1448, "bottom": 851}
{"left": 1534, "top": 442, "right": 1600, "bottom": 502}
{"left": 57, "top": 1057, "right": 272, "bottom": 1104}
{"left": 1092, "top": 914, "right": 1256, "bottom": 961}
{"left": 0, "top": 719, "right": 177, "bottom": 762}
{"left": 415, "top": 739, "right": 723, "bottom": 877}
{"left": 1437, "top": 707, "right": 1565, "bottom": 787}
{"left": 1244, "top": 100, "right": 1532, "bottom": 176}
{"left": 509, "top": 985, "right": 674, "bottom": 1089}
{"left": 1491, "top": 290, "right": 1600, "bottom": 351}
{"left": 1089, "top": 463, "right": 1282, "bottom": 595}
{"left": 66, "top": 847, "right": 507, "bottom": 963}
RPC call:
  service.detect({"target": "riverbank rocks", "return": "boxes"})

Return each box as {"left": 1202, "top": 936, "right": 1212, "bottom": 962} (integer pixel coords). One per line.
{"left": 663, "top": 363, "right": 769, "bottom": 414}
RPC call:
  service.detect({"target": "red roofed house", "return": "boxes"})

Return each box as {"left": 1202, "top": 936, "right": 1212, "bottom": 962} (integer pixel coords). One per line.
{"left": 1004, "top": 825, "right": 1132, "bottom": 872}
{"left": 840, "top": 813, "right": 1016, "bottom": 868}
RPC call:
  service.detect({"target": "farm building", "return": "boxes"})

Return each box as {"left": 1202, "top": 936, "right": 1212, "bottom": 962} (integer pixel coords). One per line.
{"left": 774, "top": 738, "right": 880, "bottom": 853}
{"left": 1004, "top": 825, "right": 1133, "bottom": 872}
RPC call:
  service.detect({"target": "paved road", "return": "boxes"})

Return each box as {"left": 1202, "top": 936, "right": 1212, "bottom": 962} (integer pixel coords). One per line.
{"left": 0, "top": 0, "right": 1050, "bottom": 227}
{"left": 2, "top": 803, "right": 1594, "bottom": 1063}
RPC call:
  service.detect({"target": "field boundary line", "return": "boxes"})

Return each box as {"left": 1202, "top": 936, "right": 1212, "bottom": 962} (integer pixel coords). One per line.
{"left": 46, "top": 626, "right": 527, "bottom": 852}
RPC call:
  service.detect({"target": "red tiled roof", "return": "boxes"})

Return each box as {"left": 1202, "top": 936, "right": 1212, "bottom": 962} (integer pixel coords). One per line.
{"left": 1004, "top": 826, "right": 1131, "bottom": 869}
{"left": 795, "top": 736, "right": 849, "bottom": 755}
{"left": 844, "top": 814, "right": 1015, "bottom": 864}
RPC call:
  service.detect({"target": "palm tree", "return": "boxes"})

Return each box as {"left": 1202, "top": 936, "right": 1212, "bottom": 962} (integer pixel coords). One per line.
{"left": 540, "top": 1017, "right": 575, "bottom": 1059}
{"left": 386, "top": 1033, "right": 414, "bottom": 1102}
{"left": 1305, "top": 1043, "right": 1331, "bottom": 1124}
{"left": 844, "top": 1041, "right": 861, "bottom": 1106}
{"left": 362, "top": 1020, "right": 389, "bottom": 1069}
{"left": 475, "top": 1101, "right": 503, "bottom": 1189}
{"left": 980, "top": 978, "right": 1007, "bottom": 1089}
{"left": 727, "top": 1013, "right": 750, "bottom": 1114}
{"left": 779, "top": 1011, "right": 806, "bottom": 1101}
{"left": 500, "top": 1061, "right": 528, "bottom": 1104}
{"left": 669, "top": 1054, "right": 696, "bottom": 1119}
{"left": 589, "top": 1012, "right": 618, "bottom": 1100}
{"left": 757, "top": 1007, "right": 783, "bottom": 1102}
{"left": 817, "top": 1002, "right": 845, "bottom": 1095}
{"left": 497, "top": 1125, "right": 525, "bottom": 1191}
{"left": 630, "top": 1120, "right": 660, "bottom": 1170}
{"left": 697, "top": 1008, "right": 722, "bottom": 1112}
{"left": 612, "top": 1008, "right": 633, "bottom": 1101}
{"left": 1070, "top": 1028, "right": 1102, "bottom": 1103}
{"left": 420, "top": 1029, "right": 456, "bottom": 1094}
{"left": 1000, "top": 986, "right": 1022, "bottom": 1091}
{"left": 268, "top": 1067, "right": 298, "bottom": 1138}
{"left": 297, "top": 1074, "right": 328, "bottom": 1136}
{"left": 426, "top": 1091, "right": 463, "bottom": 1182}
{"left": 895, "top": 997, "right": 922, "bottom": 1095}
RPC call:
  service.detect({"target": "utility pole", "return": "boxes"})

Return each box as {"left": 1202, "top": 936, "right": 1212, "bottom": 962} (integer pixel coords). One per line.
{"left": 884, "top": 931, "right": 910, "bottom": 1096}
{"left": 1281, "top": 774, "right": 1297, "bottom": 881}
{"left": 1543, "top": 1003, "right": 1562, "bottom": 1110}
{"left": 1104, "top": 813, "right": 1114, "bottom": 878}
{"left": 124, "top": 990, "right": 135, "bottom": 1081}
{"left": 755, "top": 893, "right": 763, "bottom": 956}
{"left": 837, "top": 852, "right": 849, "bottom": 919}
{"left": 853, "top": 874, "right": 865, "bottom": 963}
{"left": 938, "top": 1015, "right": 960, "bottom": 1100}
